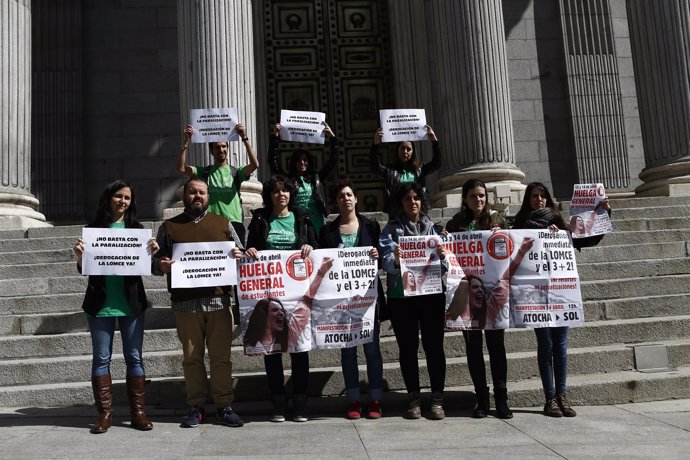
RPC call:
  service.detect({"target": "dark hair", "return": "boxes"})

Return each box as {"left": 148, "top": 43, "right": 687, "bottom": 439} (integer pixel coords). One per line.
{"left": 513, "top": 182, "right": 565, "bottom": 229}
{"left": 331, "top": 177, "right": 358, "bottom": 203}
{"left": 261, "top": 174, "right": 297, "bottom": 213}
{"left": 466, "top": 275, "right": 487, "bottom": 329}
{"left": 243, "top": 298, "right": 288, "bottom": 352}
{"left": 288, "top": 148, "right": 317, "bottom": 179}
{"left": 395, "top": 181, "right": 429, "bottom": 216}
{"left": 183, "top": 177, "right": 208, "bottom": 197}
{"left": 455, "top": 178, "right": 494, "bottom": 230}
{"left": 394, "top": 141, "right": 421, "bottom": 171}
{"left": 92, "top": 179, "right": 140, "bottom": 228}
{"left": 208, "top": 141, "right": 228, "bottom": 155}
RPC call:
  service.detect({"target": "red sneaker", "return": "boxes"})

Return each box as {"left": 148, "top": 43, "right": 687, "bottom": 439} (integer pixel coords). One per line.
{"left": 346, "top": 401, "right": 361, "bottom": 420}
{"left": 366, "top": 400, "right": 382, "bottom": 419}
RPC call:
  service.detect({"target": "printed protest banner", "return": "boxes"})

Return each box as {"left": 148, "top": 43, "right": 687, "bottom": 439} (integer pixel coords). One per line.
{"left": 508, "top": 229, "right": 584, "bottom": 328}
{"left": 443, "top": 229, "right": 584, "bottom": 329}
{"left": 189, "top": 107, "right": 239, "bottom": 143}
{"left": 443, "top": 230, "right": 512, "bottom": 330}
{"left": 379, "top": 108, "right": 427, "bottom": 143}
{"left": 569, "top": 183, "right": 613, "bottom": 238}
{"left": 309, "top": 247, "right": 377, "bottom": 349}
{"left": 237, "top": 248, "right": 377, "bottom": 355}
{"left": 399, "top": 235, "right": 443, "bottom": 296}
{"left": 81, "top": 228, "right": 152, "bottom": 276}
{"left": 279, "top": 109, "right": 327, "bottom": 144}
{"left": 170, "top": 241, "right": 237, "bottom": 288}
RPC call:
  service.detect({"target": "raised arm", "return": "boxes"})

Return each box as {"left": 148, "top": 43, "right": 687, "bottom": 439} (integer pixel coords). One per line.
{"left": 420, "top": 125, "right": 441, "bottom": 177}
{"left": 236, "top": 122, "right": 259, "bottom": 178}
{"left": 318, "top": 122, "right": 340, "bottom": 180}
{"left": 502, "top": 237, "right": 533, "bottom": 281}
{"left": 176, "top": 125, "right": 195, "bottom": 177}
{"left": 369, "top": 128, "right": 388, "bottom": 177}
{"left": 268, "top": 123, "right": 288, "bottom": 176}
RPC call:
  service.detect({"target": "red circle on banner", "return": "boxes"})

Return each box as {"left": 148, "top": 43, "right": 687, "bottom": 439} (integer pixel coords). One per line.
{"left": 486, "top": 232, "right": 514, "bottom": 260}
{"left": 597, "top": 185, "right": 605, "bottom": 196}
{"left": 285, "top": 253, "right": 314, "bottom": 281}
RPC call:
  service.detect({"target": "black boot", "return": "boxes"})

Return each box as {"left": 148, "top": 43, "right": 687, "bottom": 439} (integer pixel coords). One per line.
{"left": 493, "top": 387, "right": 513, "bottom": 419}
{"left": 472, "top": 387, "right": 490, "bottom": 419}
{"left": 405, "top": 392, "right": 421, "bottom": 419}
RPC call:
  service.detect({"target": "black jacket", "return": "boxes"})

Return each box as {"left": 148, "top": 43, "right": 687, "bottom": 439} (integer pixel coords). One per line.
{"left": 78, "top": 221, "right": 150, "bottom": 317}
{"left": 246, "top": 207, "right": 319, "bottom": 251}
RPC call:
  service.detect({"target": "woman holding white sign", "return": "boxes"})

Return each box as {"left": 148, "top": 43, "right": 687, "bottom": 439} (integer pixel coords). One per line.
{"left": 513, "top": 182, "right": 576, "bottom": 418}
{"left": 245, "top": 174, "right": 320, "bottom": 422}
{"left": 72, "top": 180, "right": 158, "bottom": 434}
{"left": 369, "top": 125, "right": 440, "bottom": 217}
{"left": 445, "top": 178, "right": 515, "bottom": 419}
{"left": 268, "top": 121, "right": 339, "bottom": 236}
{"left": 380, "top": 182, "right": 448, "bottom": 420}
{"left": 319, "top": 179, "right": 386, "bottom": 420}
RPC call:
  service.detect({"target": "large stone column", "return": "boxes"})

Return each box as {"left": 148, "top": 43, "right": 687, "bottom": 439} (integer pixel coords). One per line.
{"left": 628, "top": 0, "right": 690, "bottom": 196}
{"left": 175, "top": 0, "right": 261, "bottom": 214}
{"left": 0, "top": 0, "right": 49, "bottom": 229}
{"left": 425, "top": 0, "right": 525, "bottom": 207}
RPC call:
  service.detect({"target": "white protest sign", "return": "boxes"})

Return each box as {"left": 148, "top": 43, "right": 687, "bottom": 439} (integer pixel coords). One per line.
{"left": 189, "top": 107, "right": 239, "bottom": 143}
{"left": 279, "top": 109, "right": 326, "bottom": 144}
{"left": 81, "top": 228, "right": 153, "bottom": 276}
{"left": 569, "top": 183, "right": 613, "bottom": 238}
{"left": 171, "top": 241, "right": 237, "bottom": 288}
{"left": 399, "top": 235, "right": 443, "bottom": 296}
{"left": 379, "top": 108, "right": 427, "bottom": 143}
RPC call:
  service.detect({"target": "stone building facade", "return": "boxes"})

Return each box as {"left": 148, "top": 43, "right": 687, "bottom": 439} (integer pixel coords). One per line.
{"left": 1, "top": 0, "right": 688, "bottom": 228}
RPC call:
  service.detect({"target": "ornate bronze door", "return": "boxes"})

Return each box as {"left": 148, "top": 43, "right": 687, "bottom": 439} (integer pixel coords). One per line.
{"left": 262, "top": 0, "right": 394, "bottom": 212}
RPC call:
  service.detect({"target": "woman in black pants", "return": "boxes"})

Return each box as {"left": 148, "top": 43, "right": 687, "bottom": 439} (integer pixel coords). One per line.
{"left": 379, "top": 182, "right": 448, "bottom": 420}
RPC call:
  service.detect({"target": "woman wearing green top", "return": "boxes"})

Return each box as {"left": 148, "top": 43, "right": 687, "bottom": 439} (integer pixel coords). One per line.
{"left": 268, "top": 122, "right": 339, "bottom": 236}
{"left": 72, "top": 180, "right": 159, "bottom": 434}
{"left": 245, "top": 174, "right": 319, "bottom": 422}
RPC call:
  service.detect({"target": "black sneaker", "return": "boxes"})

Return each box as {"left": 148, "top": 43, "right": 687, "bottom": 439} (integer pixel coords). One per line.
{"left": 215, "top": 406, "right": 244, "bottom": 427}
{"left": 180, "top": 405, "right": 205, "bottom": 428}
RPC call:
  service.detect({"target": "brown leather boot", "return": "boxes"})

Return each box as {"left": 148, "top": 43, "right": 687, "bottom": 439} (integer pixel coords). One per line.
{"left": 126, "top": 375, "right": 153, "bottom": 431}
{"left": 90, "top": 374, "right": 113, "bottom": 434}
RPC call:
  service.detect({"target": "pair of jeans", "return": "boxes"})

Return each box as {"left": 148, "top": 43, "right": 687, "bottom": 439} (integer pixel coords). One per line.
{"left": 534, "top": 326, "right": 569, "bottom": 399}
{"left": 389, "top": 294, "right": 446, "bottom": 393}
{"left": 463, "top": 328, "right": 508, "bottom": 390}
{"left": 341, "top": 321, "right": 384, "bottom": 401}
{"left": 264, "top": 352, "right": 310, "bottom": 395}
{"left": 87, "top": 312, "right": 146, "bottom": 378}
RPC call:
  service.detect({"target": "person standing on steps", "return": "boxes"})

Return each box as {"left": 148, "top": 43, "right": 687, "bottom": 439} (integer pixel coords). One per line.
{"left": 153, "top": 177, "right": 245, "bottom": 429}
{"left": 177, "top": 122, "right": 260, "bottom": 245}
{"left": 73, "top": 180, "right": 158, "bottom": 434}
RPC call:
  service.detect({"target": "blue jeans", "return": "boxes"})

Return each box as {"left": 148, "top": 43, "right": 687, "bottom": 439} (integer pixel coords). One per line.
{"left": 87, "top": 313, "right": 146, "bottom": 378}
{"left": 341, "top": 321, "right": 384, "bottom": 401}
{"left": 534, "top": 326, "right": 569, "bottom": 399}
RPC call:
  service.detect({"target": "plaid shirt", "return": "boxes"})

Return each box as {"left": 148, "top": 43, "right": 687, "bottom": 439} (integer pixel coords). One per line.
{"left": 171, "top": 294, "right": 233, "bottom": 313}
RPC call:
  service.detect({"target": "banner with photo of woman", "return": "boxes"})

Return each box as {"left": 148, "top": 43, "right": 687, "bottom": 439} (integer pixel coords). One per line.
{"left": 237, "top": 248, "right": 377, "bottom": 356}
{"left": 443, "top": 229, "right": 584, "bottom": 330}
{"left": 398, "top": 235, "right": 444, "bottom": 296}
{"left": 569, "top": 183, "right": 613, "bottom": 238}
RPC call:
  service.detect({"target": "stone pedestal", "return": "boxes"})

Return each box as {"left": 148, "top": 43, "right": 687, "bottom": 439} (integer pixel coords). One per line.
{"left": 0, "top": 0, "right": 49, "bottom": 229}
{"left": 171, "top": 0, "right": 261, "bottom": 216}
{"left": 422, "top": 0, "right": 525, "bottom": 207}
{"left": 628, "top": 0, "right": 690, "bottom": 196}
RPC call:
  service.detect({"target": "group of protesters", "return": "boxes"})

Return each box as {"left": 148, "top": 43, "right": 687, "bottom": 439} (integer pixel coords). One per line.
{"left": 73, "top": 118, "right": 610, "bottom": 434}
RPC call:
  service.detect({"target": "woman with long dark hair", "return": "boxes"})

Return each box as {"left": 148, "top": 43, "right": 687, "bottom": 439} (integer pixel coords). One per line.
{"left": 268, "top": 122, "right": 339, "bottom": 235}
{"left": 319, "top": 178, "right": 386, "bottom": 419}
{"left": 72, "top": 180, "right": 158, "bottom": 434}
{"left": 369, "top": 125, "right": 440, "bottom": 216}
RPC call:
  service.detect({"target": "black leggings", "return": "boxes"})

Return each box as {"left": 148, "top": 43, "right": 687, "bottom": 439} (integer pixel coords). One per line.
{"left": 462, "top": 329, "right": 507, "bottom": 391}
{"left": 264, "top": 351, "right": 309, "bottom": 395}
{"left": 389, "top": 294, "right": 446, "bottom": 393}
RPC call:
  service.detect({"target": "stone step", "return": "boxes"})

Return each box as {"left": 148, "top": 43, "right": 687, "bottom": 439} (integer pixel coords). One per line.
{"left": 581, "top": 274, "right": 690, "bottom": 300}
{"left": 1, "top": 343, "right": 689, "bottom": 408}
{"left": 0, "top": 236, "right": 88, "bottom": 253}
{"left": 595, "top": 228, "right": 690, "bottom": 246}
{"left": 0, "top": 274, "right": 168, "bottom": 298}
{"left": 585, "top": 293, "right": 690, "bottom": 321}
{"left": 610, "top": 217, "right": 690, "bottom": 232}
{"left": 1, "top": 248, "right": 76, "bottom": 265}
{"left": 605, "top": 205, "right": 690, "bottom": 221}
{"left": 574, "top": 241, "right": 689, "bottom": 264}
{"left": 0, "top": 290, "right": 172, "bottom": 315}
{"left": 577, "top": 257, "right": 690, "bottom": 280}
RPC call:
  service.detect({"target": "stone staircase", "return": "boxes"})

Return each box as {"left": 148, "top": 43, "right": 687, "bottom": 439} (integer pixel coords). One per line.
{"left": 1, "top": 197, "right": 690, "bottom": 410}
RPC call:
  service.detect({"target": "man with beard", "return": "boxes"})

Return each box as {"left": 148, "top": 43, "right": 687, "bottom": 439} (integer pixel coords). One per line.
{"left": 154, "top": 177, "right": 244, "bottom": 429}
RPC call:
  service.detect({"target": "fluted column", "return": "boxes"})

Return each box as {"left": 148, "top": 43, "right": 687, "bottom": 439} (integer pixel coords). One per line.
{"left": 1, "top": 0, "right": 49, "bottom": 229}
{"left": 175, "top": 0, "right": 261, "bottom": 213}
{"left": 425, "top": 0, "right": 525, "bottom": 207}
{"left": 628, "top": 0, "right": 690, "bottom": 196}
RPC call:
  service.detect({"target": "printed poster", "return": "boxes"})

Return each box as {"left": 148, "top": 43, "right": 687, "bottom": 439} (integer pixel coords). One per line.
{"left": 379, "top": 108, "right": 427, "bottom": 143}
{"left": 569, "top": 183, "right": 613, "bottom": 238}
{"left": 189, "top": 107, "right": 239, "bottom": 143}
{"left": 279, "top": 109, "right": 327, "bottom": 144}
{"left": 170, "top": 241, "right": 237, "bottom": 288}
{"left": 398, "top": 235, "right": 443, "bottom": 296}
{"left": 81, "top": 227, "right": 153, "bottom": 276}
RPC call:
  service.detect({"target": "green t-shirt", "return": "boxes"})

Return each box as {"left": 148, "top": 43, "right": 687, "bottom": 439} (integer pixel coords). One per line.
{"left": 399, "top": 170, "right": 415, "bottom": 183}
{"left": 267, "top": 212, "right": 298, "bottom": 250}
{"left": 191, "top": 164, "right": 247, "bottom": 223}
{"left": 97, "top": 221, "right": 134, "bottom": 317}
{"left": 340, "top": 232, "right": 358, "bottom": 248}
{"left": 295, "top": 177, "right": 324, "bottom": 235}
